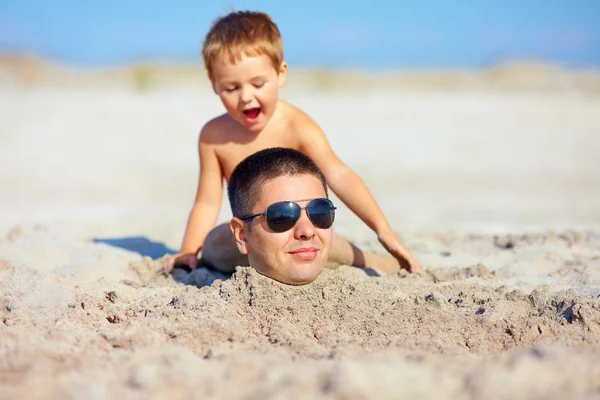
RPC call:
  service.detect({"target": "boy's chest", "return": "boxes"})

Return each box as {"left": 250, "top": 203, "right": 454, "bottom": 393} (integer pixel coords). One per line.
{"left": 218, "top": 129, "right": 301, "bottom": 181}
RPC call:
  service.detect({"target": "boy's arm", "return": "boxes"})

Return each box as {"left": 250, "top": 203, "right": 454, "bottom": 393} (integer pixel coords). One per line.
{"left": 167, "top": 126, "right": 224, "bottom": 270}
{"left": 298, "top": 121, "right": 421, "bottom": 272}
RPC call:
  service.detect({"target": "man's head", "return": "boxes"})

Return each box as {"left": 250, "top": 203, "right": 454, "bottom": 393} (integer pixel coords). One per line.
{"left": 202, "top": 11, "right": 287, "bottom": 133}
{"left": 228, "top": 148, "right": 334, "bottom": 285}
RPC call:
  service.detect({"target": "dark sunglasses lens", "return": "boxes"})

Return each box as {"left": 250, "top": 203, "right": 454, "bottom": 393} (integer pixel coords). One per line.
{"left": 266, "top": 202, "right": 300, "bottom": 232}
{"left": 307, "top": 199, "right": 335, "bottom": 229}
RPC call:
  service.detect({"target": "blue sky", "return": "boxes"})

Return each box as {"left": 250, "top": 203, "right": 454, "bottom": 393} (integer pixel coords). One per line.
{"left": 1, "top": 0, "right": 598, "bottom": 69}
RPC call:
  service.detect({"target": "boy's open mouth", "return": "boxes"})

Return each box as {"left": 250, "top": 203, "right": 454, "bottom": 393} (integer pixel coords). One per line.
{"left": 243, "top": 107, "right": 261, "bottom": 120}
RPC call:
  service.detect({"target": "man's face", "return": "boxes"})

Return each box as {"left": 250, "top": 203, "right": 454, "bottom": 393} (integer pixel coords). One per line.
{"left": 230, "top": 174, "right": 333, "bottom": 285}
{"left": 211, "top": 53, "right": 287, "bottom": 133}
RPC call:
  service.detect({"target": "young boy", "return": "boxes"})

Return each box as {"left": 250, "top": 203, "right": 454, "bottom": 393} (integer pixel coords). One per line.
{"left": 164, "top": 10, "right": 421, "bottom": 274}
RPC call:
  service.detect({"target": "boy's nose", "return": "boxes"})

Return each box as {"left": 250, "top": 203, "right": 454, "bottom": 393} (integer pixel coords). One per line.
{"left": 240, "top": 86, "right": 253, "bottom": 103}
{"left": 293, "top": 210, "right": 315, "bottom": 240}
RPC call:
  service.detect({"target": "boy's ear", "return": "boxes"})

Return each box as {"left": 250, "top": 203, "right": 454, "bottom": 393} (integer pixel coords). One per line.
{"left": 209, "top": 73, "right": 218, "bottom": 94}
{"left": 277, "top": 61, "right": 287, "bottom": 88}
{"left": 230, "top": 217, "right": 249, "bottom": 255}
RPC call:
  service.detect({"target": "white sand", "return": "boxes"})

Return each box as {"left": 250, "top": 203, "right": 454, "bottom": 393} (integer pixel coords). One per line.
{"left": 1, "top": 62, "right": 600, "bottom": 399}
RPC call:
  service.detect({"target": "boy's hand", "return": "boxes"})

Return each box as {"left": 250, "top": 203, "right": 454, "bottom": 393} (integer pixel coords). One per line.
{"left": 161, "top": 252, "right": 198, "bottom": 273}
{"left": 377, "top": 232, "right": 422, "bottom": 273}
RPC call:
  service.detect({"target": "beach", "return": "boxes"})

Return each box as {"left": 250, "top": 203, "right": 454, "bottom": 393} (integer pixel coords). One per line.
{"left": 1, "top": 59, "right": 600, "bottom": 399}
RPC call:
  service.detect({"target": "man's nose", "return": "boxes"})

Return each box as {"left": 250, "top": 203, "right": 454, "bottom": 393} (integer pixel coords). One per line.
{"left": 293, "top": 210, "right": 315, "bottom": 240}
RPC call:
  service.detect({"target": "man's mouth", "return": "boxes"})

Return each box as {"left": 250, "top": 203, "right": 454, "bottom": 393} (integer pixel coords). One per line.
{"left": 243, "top": 107, "right": 261, "bottom": 121}
{"left": 289, "top": 247, "right": 319, "bottom": 260}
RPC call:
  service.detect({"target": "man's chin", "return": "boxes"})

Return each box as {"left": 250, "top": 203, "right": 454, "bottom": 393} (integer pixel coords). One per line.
{"left": 280, "top": 262, "right": 324, "bottom": 285}
{"left": 251, "top": 256, "right": 326, "bottom": 285}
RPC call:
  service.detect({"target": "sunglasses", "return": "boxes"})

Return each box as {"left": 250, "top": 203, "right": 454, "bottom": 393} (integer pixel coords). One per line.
{"left": 239, "top": 198, "right": 336, "bottom": 233}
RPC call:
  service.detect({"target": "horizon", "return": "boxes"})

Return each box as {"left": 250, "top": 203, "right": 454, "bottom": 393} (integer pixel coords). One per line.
{"left": 1, "top": 1, "right": 599, "bottom": 70}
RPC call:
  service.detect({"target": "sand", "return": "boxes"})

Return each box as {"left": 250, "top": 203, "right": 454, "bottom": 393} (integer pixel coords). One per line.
{"left": 1, "top": 59, "right": 600, "bottom": 399}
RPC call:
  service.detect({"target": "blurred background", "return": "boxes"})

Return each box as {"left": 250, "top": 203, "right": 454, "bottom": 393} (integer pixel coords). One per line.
{"left": 1, "top": 0, "right": 599, "bottom": 68}
{"left": 1, "top": 1, "right": 599, "bottom": 255}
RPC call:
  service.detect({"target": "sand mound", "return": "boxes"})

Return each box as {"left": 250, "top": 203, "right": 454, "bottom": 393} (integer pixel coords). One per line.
{"left": 2, "top": 230, "right": 600, "bottom": 398}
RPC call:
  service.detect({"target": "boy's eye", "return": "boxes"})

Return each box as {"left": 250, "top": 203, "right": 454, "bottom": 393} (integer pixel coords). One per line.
{"left": 225, "top": 86, "right": 238, "bottom": 92}
{"left": 253, "top": 82, "right": 265, "bottom": 88}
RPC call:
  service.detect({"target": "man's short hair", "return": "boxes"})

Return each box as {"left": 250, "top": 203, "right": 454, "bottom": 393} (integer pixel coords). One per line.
{"left": 228, "top": 147, "right": 328, "bottom": 218}
{"left": 202, "top": 10, "right": 284, "bottom": 81}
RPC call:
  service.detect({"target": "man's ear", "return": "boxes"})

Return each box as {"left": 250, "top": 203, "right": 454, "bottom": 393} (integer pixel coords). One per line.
{"left": 277, "top": 61, "right": 287, "bottom": 88}
{"left": 230, "top": 217, "right": 249, "bottom": 255}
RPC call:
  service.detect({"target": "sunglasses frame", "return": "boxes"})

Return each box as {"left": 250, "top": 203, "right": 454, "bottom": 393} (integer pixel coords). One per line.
{"left": 239, "top": 198, "right": 336, "bottom": 232}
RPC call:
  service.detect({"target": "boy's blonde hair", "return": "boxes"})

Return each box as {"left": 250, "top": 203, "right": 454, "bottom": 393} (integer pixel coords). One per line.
{"left": 202, "top": 11, "right": 284, "bottom": 81}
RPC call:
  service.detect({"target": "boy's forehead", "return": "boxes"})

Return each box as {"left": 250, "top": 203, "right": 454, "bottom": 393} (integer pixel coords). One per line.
{"left": 211, "top": 52, "right": 276, "bottom": 79}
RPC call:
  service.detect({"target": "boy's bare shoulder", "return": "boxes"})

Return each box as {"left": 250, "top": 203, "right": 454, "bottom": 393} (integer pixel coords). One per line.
{"left": 279, "top": 101, "right": 325, "bottom": 145}
{"left": 199, "top": 113, "right": 238, "bottom": 143}
{"left": 280, "top": 100, "right": 322, "bottom": 133}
